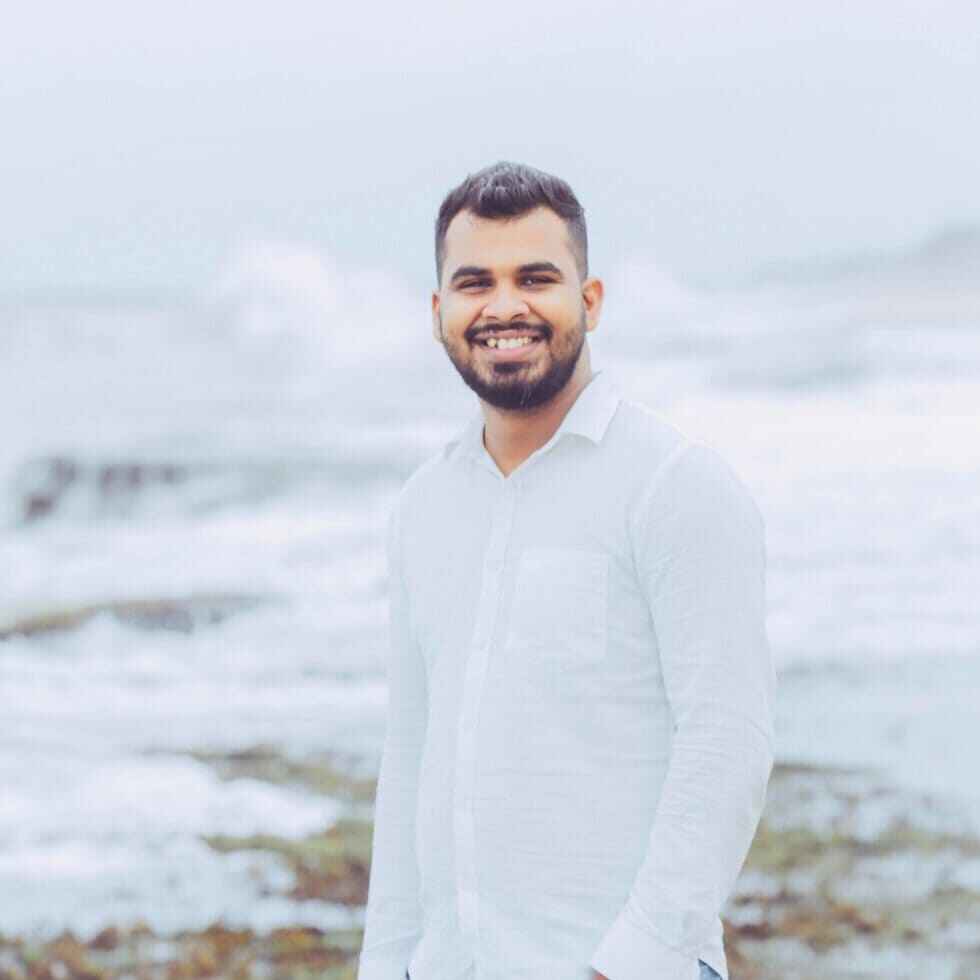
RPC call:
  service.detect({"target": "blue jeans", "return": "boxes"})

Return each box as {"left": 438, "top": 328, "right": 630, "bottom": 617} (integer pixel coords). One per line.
{"left": 406, "top": 964, "right": 721, "bottom": 979}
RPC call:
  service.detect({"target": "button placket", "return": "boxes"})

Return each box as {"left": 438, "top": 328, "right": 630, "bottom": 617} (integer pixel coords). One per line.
{"left": 453, "top": 478, "right": 518, "bottom": 952}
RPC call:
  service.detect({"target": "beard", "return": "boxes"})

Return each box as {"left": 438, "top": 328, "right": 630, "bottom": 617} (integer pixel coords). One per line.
{"left": 437, "top": 309, "right": 587, "bottom": 411}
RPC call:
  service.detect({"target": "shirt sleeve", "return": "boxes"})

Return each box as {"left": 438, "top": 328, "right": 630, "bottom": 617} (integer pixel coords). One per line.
{"left": 589, "top": 440, "right": 776, "bottom": 980}
{"left": 357, "top": 493, "right": 428, "bottom": 980}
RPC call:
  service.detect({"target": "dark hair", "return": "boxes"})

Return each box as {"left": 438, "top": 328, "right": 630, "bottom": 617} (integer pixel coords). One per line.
{"left": 434, "top": 160, "right": 588, "bottom": 286}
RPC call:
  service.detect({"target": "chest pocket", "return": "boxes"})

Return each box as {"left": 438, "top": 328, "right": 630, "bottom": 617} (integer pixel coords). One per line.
{"left": 504, "top": 546, "right": 608, "bottom": 664}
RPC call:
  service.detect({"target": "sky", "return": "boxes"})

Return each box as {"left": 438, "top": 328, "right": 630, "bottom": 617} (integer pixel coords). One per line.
{"left": 2, "top": 0, "right": 979, "bottom": 298}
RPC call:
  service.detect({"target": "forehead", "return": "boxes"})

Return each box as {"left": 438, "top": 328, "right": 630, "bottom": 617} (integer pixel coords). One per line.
{"left": 443, "top": 206, "right": 575, "bottom": 270}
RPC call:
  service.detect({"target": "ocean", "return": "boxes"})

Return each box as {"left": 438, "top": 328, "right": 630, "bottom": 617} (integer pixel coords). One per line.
{"left": 1, "top": 229, "right": 978, "bottom": 940}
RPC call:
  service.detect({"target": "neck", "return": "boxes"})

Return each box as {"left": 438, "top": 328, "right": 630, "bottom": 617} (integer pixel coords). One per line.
{"left": 480, "top": 360, "right": 594, "bottom": 477}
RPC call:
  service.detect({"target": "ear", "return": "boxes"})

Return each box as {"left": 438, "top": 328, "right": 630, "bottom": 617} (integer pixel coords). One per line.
{"left": 431, "top": 290, "right": 442, "bottom": 343}
{"left": 581, "top": 276, "right": 604, "bottom": 333}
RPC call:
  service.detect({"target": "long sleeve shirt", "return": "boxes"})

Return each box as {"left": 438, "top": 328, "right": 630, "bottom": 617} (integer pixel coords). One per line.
{"left": 356, "top": 368, "right": 776, "bottom": 980}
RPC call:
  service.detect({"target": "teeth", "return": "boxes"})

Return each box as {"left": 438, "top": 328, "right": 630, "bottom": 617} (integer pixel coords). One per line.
{"left": 485, "top": 336, "right": 536, "bottom": 349}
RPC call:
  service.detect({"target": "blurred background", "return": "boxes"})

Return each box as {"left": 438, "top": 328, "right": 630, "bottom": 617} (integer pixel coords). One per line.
{"left": 2, "top": 2, "right": 979, "bottom": 978}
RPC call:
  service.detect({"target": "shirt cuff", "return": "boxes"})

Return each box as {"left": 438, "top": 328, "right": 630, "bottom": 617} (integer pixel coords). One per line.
{"left": 589, "top": 903, "right": 700, "bottom": 980}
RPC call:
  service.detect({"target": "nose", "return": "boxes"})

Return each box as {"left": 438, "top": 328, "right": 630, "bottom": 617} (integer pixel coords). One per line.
{"left": 481, "top": 282, "right": 530, "bottom": 322}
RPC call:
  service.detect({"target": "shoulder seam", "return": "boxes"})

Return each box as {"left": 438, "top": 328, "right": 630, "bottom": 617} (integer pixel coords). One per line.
{"left": 643, "top": 437, "right": 699, "bottom": 499}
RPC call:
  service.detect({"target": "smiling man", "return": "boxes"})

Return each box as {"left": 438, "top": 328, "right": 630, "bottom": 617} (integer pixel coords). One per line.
{"left": 356, "top": 161, "right": 775, "bottom": 980}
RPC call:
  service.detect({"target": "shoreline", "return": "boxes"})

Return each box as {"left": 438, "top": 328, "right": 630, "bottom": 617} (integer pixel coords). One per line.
{"left": 2, "top": 752, "right": 980, "bottom": 978}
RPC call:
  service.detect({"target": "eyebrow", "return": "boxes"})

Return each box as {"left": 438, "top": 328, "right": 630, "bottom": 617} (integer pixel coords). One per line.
{"left": 448, "top": 261, "right": 564, "bottom": 285}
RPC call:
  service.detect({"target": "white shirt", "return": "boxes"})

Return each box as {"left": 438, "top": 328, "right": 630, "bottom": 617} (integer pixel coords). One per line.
{"left": 357, "top": 369, "right": 776, "bottom": 980}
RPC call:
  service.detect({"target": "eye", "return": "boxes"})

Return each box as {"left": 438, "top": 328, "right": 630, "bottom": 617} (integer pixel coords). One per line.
{"left": 521, "top": 276, "right": 553, "bottom": 286}
{"left": 459, "top": 279, "right": 490, "bottom": 290}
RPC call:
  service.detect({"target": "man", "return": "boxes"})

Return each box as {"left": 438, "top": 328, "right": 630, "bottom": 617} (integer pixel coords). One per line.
{"left": 357, "top": 161, "right": 775, "bottom": 980}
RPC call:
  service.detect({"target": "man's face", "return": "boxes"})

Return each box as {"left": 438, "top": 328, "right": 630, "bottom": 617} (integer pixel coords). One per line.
{"left": 431, "top": 206, "right": 602, "bottom": 411}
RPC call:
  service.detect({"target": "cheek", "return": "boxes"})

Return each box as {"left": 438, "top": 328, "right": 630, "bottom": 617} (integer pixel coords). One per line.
{"left": 537, "top": 293, "right": 579, "bottom": 324}
{"left": 543, "top": 308, "right": 582, "bottom": 341}
{"left": 440, "top": 300, "right": 479, "bottom": 337}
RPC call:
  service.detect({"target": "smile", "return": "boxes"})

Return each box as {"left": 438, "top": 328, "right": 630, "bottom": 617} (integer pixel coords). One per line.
{"left": 474, "top": 335, "right": 544, "bottom": 360}
{"left": 480, "top": 335, "right": 537, "bottom": 349}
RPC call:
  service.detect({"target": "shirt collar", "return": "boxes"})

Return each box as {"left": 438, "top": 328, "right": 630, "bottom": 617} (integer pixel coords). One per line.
{"left": 447, "top": 368, "right": 621, "bottom": 465}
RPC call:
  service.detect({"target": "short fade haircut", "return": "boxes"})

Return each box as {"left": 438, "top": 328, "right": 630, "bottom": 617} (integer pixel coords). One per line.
{"left": 434, "top": 160, "right": 588, "bottom": 286}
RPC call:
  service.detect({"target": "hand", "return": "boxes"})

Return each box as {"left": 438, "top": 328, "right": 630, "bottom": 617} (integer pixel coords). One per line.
{"left": 591, "top": 973, "right": 609, "bottom": 980}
